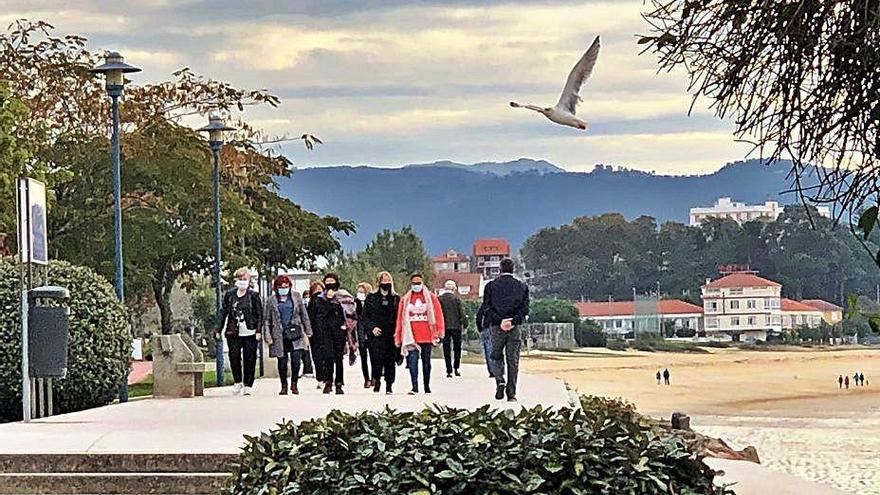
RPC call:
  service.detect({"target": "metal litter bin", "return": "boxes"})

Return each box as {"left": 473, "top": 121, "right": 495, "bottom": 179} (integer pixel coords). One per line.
{"left": 27, "top": 286, "right": 70, "bottom": 378}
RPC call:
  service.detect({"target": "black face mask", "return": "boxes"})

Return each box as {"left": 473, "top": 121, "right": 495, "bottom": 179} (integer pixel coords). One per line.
{"left": 324, "top": 283, "right": 340, "bottom": 291}
{"left": 379, "top": 283, "right": 392, "bottom": 292}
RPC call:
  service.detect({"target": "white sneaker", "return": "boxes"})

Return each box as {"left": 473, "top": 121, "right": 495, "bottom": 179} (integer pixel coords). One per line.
{"left": 243, "top": 386, "right": 253, "bottom": 396}
{"left": 232, "top": 383, "right": 243, "bottom": 395}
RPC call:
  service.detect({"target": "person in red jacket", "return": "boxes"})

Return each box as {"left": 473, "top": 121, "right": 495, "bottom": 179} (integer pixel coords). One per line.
{"left": 395, "top": 273, "right": 445, "bottom": 394}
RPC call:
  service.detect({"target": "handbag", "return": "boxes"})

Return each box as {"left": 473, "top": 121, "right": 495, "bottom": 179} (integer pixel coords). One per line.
{"left": 283, "top": 323, "right": 303, "bottom": 342}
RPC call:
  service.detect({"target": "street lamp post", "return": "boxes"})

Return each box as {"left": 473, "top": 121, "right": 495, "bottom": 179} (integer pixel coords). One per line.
{"left": 91, "top": 52, "right": 140, "bottom": 403}
{"left": 198, "top": 115, "right": 235, "bottom": 388}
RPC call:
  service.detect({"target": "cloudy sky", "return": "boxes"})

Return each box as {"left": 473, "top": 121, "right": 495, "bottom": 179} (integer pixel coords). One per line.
{"left": 2, "top": 0, "right": 755, "bottom": 174}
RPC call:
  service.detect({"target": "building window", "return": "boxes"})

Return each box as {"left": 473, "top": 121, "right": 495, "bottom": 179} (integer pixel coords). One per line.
{"left": 706, "top": 318, "right": 718, "bottom": 328}
{"left": 708, "top": 301, "right": 718, "bottom": 311}
{"left": 769, "top": 299, "right": 780, "bottom": 309}
{"left": 730, "top": 300, "right": 740, "bottom": 310}
{"left": 730, "top": 288, "right": 743, "bottom": 295}
{"left": 747, "top": 316, "right": 756, "bottom": 326}
{"left": 747, "top": 300, "right": 756, "bottom": 309}
{"left": 614, "top": 320, "right": 623, "bottom": 328}
{"left": 731, "top": 317, "right": 740, "bottom": 326}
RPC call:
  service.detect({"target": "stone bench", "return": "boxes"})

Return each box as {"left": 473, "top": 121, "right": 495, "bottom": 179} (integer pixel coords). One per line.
{"left": 151, "top": 333, "right": 206, "bottom": 398}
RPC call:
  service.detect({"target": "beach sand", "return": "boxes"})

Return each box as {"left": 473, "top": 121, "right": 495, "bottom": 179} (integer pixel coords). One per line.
{"left": 522, "top": 347, "right": 880, "bottom": 494}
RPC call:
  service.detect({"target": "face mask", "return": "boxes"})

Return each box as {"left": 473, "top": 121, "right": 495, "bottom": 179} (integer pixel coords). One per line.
{"left": 325, "top": 282, "right": 339, "bottom": 291}
{"left": 303, "top": 297, "right": 310, "bottom": 305}
{"left": 379, "top": 283, "right": 392, "bottom": 292}
{"left": 278, "top": 288, "right": 290, "bottom": 296}
{"left": 235, "top": 280, "right": 249, "bottom": 290}
{"left": 357, "top": 292, "right": 367, "bottom": 301}
{"left": 411, "top": 284, "right": 423, "bottom": 293}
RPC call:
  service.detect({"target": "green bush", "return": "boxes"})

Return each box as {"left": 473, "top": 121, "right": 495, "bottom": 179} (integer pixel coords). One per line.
{"left": 574, "top": 320, "right": 606, "bottom": 347}
{"left": 0, "top": 258, "right": 130, "bottom": 422}
{"left": 226, "top": 396, "right": 732, "bottom": 495}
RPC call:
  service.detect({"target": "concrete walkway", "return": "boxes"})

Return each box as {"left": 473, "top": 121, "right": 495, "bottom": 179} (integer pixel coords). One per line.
{"left": 0, "top": 362, "right": 850, "bottom": 494}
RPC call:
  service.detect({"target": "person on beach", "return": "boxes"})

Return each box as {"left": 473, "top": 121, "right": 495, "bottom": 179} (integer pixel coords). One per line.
{"left": 656, "top": 371, "right": 662, "bottom": 385}
{"left": 355, "top": 282, "right": 374, "bottom": 389}
{"left": 854, "top": 372, "right": 860, "bottom": 387}
{"left": 439, "top": 280, "right": 467, "bottom": 378}
{"left": 476, "top": 302, "right": 496, "bottom": 378}
{"left": 860, "top": 372, "right": 866, "bottom": 386}
{"left": 363, "top": 271, "right": 400, "bottom": 394}
{"left": 220, "top": 267, "right": 263, "bottom": 396}
{"left": 309, "top": 273, "right": 358, "bottom": 395}
{"left": 395, "top": 273, "right": 445, "bottom": 395}
{"left": 264, "top": 275, "right": 312, "bottom": 395}
{"left": 839, "top": 375, "right": 844, "bottom": 389}
{"left": 845, "top": 375, "right": 850, "bottom": 389}
{"left": 483, "top": 258, "right": 530, "bottom": 402}
{"left": 663, "top": 368, "right": 671, "bottom": 386}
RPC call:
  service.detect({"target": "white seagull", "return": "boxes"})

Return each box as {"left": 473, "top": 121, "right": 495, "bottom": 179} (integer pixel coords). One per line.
{"left": 510, "top": 36, "right": 601, "bottom": 131}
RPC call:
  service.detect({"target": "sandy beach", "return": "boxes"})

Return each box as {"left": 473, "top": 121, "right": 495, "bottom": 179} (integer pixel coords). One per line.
{"left": 522, "top": 347, "right": 880, "bottom": 494}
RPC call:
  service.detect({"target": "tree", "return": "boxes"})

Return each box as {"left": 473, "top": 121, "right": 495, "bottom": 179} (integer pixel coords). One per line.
{"left": 640, "top": 0, "right": 880, "bottom": 261}
{"left": 0, "top": 82, "right": 32, "bottom": 255}
{"left": 529, "top": 298, "right": 581, "bottom": 324}
{"left": 331, "top": 226, "right": 432, "bottom": 291}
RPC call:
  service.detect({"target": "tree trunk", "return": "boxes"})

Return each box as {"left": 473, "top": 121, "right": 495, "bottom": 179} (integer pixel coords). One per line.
{"left": 152, "top": 264, "right": 178, "bottom": 335}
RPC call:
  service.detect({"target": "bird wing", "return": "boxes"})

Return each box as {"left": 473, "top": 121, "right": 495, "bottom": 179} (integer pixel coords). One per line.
{"left": 555, "top": 36, "right": 600, "bottom": 115}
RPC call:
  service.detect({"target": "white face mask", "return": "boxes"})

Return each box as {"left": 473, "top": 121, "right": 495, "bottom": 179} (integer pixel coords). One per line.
{"left": 411, "top": 284, "right": 423, "bottom": 293}
{"left": 235, "top": 280, "right": 250, "bottom": 290}
{"left": 357, "top": 292, "right": 367, "bottom": 301}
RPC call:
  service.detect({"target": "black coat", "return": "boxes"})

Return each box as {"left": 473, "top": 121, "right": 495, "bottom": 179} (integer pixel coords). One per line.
{"left": 439, "top": 292, "right": 467, "bottom": 330}
{"left": 362, "top": 291, "right": 400, "bottom": 358}
{"left": 482, "top": 274, "right": 530, "bottom": 327}
{"left": 220, "top": 289, "right": 263, "bottom": 339}
{"left": 308, "top": 294, "right": 347, "bottom": 363}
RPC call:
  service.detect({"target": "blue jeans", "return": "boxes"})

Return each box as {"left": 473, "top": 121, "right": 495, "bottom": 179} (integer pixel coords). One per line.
{"left": 481, "top": 329, "right": 497, "bottom": 377}
{"left": 406, "top": 343, "right": 433, "bottom": 392}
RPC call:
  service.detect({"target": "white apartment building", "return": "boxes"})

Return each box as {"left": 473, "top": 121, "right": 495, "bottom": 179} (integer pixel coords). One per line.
{"left": 689, "top": 197, "right": 830, "bottom": 226}
{"left": 701, "top": 272, "right": 783, "bottom": 342}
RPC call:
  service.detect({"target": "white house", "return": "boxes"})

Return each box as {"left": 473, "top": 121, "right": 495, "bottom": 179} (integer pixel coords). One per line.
{"left": 689, "top": 197, "right": 830, "bottom": 226}
{"left": 576, "top": 300, "right": 704, "bottom": 338}
{"left": 701, "top": 272, "right": 783, "bottom": 342}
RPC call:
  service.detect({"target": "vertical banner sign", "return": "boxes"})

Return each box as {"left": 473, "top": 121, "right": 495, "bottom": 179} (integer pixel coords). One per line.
{"left": 27, "top": 179, "right": 48, "bottom": 265}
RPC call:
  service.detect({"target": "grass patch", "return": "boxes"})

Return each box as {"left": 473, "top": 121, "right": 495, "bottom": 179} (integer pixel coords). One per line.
{"left": 128, "top": 369, "right": 238, "bottom": 398}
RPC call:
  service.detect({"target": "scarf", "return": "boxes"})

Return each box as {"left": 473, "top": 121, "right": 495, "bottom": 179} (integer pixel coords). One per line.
{"left": 399, "top": 289, "right": 438, "bottom": 358}
{"left": 332, "top": 289, "right": 359, "bottom": 365}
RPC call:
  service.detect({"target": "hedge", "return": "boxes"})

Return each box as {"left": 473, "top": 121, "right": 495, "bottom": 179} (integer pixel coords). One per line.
{"left": 226, "top": 396, "right": 733, "bottom": 495}
{"left": 0, "top": 258, "right": 130, "bottom": 422}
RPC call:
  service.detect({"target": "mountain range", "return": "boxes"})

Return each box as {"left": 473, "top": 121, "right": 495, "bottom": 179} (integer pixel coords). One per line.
{"left": 278, "top": 158, "right": 807, "bottom": 255}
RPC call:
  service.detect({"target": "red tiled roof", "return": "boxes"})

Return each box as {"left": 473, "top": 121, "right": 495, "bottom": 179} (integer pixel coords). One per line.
{"left": 432, "top": 271, "right": 483, "bottom": 299}
{"left": 431, "top": 250, "right": 469, "bottom": 263}
{"left": 704, "top": 273, "right": 781, "bottom": 289}
{"left": 781, "top": 298, "right": 824, "bottom": 312}
{"left": 576, "top": 300, "right": 704, "bottom": 318}
{"left": 801, "top": 299, "right": 844, "bottom": 312}
{"left": 473, "top": 238, "right": 510, "bottom": 256}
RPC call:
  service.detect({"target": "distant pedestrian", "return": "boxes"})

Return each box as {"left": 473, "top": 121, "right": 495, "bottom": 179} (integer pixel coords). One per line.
{"left": 440, "top": 280, "right": 467, "bottom": 378}
{"left": 355, "top": 282, "right": 374, "bottom": 389}
{"left": 395, "top": 273, "right": 445, "bottom": 394}
{"left": 484, "top": 258, "right": 530, "bottom": 402}
{"left": 476, "top": 302, "right": 496, "bottom": 378}
{"left": 656, "top": 371, "right": 662, "bottom": 385}
{"left": 839, "top": 375, "right": 844, "bottom": 389}
{"left": 220, "top": 267, "right": 264, "bottom": 396}
{"left": 860, "top": 373, "right": 866, "bottom": 386}
{"left": 854, "top": 373, "right": 860, "bottom": 387}
{"left": 264, "top": 275, "right": 312, "bottom": 396}
{"left": 845, "top": 375, "right": 850, "bottom": 389}
{"left": 663, "top": 368, "right": 671, "bottom": 386}
{"left": 363, "top": 271, "right": 400, "bottom": 394}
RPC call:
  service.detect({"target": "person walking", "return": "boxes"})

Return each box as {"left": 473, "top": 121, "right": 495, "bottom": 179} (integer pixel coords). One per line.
{"left": 220, "top": 267, "right": 263, "bottom": 396}
{"left": 363, "top": 271, "right": 400, "bottom": 394}
{"left": 476, "top": 302, "right": 495, "bottom": 378}
{"left": 656, "top": 371, "right": 662, "bottom": 385}
{"left": 663, "top": 368, "right": 671, "bottom": 386}
{"left": 300, "top": 288, "right": 316, "bottom": 378}
{"left": 483, "top": 258, "right": 530, "bottom": 402}
{"left": 309, "top": 273, "right": 357, "bottom": 395}
{"left": 395, "top": 273, "right": 445, "bottom": 395}
{"left": 839, "top": 375, "right": 844, "bottom": 389}
{"left": 439, "top": 280, "right": 467, "bottom": 378}
{"left": 845, "top": 375, "right": 850, "bottom": 389}
{"left": 860, "top": 372, "right": 866, "bottom": 386}
{"left": 355, "top": 282, "right": 374, "bottom": 389}
{"left": 264, "top": 275, "right": 312, "bottom": 395}
{"left": 854, "top": 372, "right": 860, "bottom": 387}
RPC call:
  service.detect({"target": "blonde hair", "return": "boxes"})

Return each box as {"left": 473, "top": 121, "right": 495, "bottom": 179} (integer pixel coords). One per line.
{"left": 357, "top": 282, "right": 373, "bottom": 294}
{"left": 376, "top": 271, "right": 396, "bottom": 294}
{"left": 234, "top": 267, "right": 250, "bottom": 279}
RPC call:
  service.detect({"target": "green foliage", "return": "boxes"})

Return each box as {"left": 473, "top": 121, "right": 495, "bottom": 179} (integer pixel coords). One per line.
{"left": 226, "top": 397, "right": 731, "bottom": 495}
{"left": 461, "top": 298, "right": 482, "bottom": 341}
{"left": 331, "top": 226, "right": 432, "bottom": 291}
{"left": 575, "top": 319, "right": 606, "bottom": 347}
{"left": 0, "top": 82, "right": 32, "bottom": 253}
{"left": 529, "top": 298, "right": 580, "bottom": 324}
{"left": 0, "top": 258, "right": 130, "bottom": 422}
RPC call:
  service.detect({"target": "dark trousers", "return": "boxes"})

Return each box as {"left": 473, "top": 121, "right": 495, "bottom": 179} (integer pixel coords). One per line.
{"left": 406, "top": 343, "right": 433, "bottom": 392}
{"left": 442, "top": 328, "right": 462, "bottom": 374}
{"left": 228, "top": 335, "right": 258, "bottom": 387}
{"left": 302, "top": 349, "right": 314, "bottom": 375}
{"left": 316, "top": 352, "right": 345, "bottom": 386}
{"left": 490, "top": 326, "right": 521, "bottom": 398}
{"left": 359, "top": 343, "right": 371, "bottom": 381}
{"left": 370, "top": 343, "right": 396, "bottom": 387}
{"left": 277, "top": 340, "right": 304, "bottom": 389}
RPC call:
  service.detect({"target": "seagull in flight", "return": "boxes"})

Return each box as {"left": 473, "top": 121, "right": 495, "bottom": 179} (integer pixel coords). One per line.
{"left": 510, "top": 36, "right": 600, "bottom": 131}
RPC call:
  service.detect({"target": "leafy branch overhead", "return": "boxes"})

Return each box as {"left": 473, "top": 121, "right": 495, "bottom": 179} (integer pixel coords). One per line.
{"left": 640, "top": 0, "right": 880, "bottom": 262}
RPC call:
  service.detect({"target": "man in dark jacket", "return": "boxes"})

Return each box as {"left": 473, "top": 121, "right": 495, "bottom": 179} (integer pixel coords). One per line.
{"left": 482, "top": 258, "right": 530, "bottom": 401}
{"left": 439, "top": 280, "right": 468, "bottom": 378}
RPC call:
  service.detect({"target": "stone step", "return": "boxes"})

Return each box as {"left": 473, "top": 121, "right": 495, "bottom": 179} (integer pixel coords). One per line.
{"left": 0, "top": 472, "right": 228, "bottom": 495}
{"left": 0, "top": 453, "right": 237, "bottom": 474}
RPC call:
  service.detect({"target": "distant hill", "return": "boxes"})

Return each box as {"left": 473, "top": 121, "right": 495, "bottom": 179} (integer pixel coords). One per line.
{"left": 278, "top": 158, "right": 808, "bottom": 254}
{"left": 404, "top": 158, "right": 565, "bottom": 176}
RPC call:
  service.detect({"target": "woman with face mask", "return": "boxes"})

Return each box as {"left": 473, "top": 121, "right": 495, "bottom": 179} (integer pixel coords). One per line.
{"left": 363, "top": 271, "right": 400, "bottom": 394}
{"left": 355, "top": 282, "right": 373, "bottom": 388}
{"left": 264, "top": 275, "right": 312, "bottom": 395}
{"left": 220, "top": 267, "right": 264, "bottom": 396}
{"left": 308, "top": 274, "right": 357, "bottom": 394}
{"left": 395, "top": 273, "right": 445, "bottom": 394}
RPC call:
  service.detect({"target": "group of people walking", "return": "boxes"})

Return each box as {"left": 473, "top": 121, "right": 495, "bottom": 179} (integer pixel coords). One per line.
{"left": 838, "top": 372, "right": 868, "bottom": 389}
{"left": 219, "top": 258, "right": 530, "bottom": 401}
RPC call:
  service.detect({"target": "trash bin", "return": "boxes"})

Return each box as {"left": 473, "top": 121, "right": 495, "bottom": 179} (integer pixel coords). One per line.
{"left": 27, "top": 286, "right": 70, "bottom": 378}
